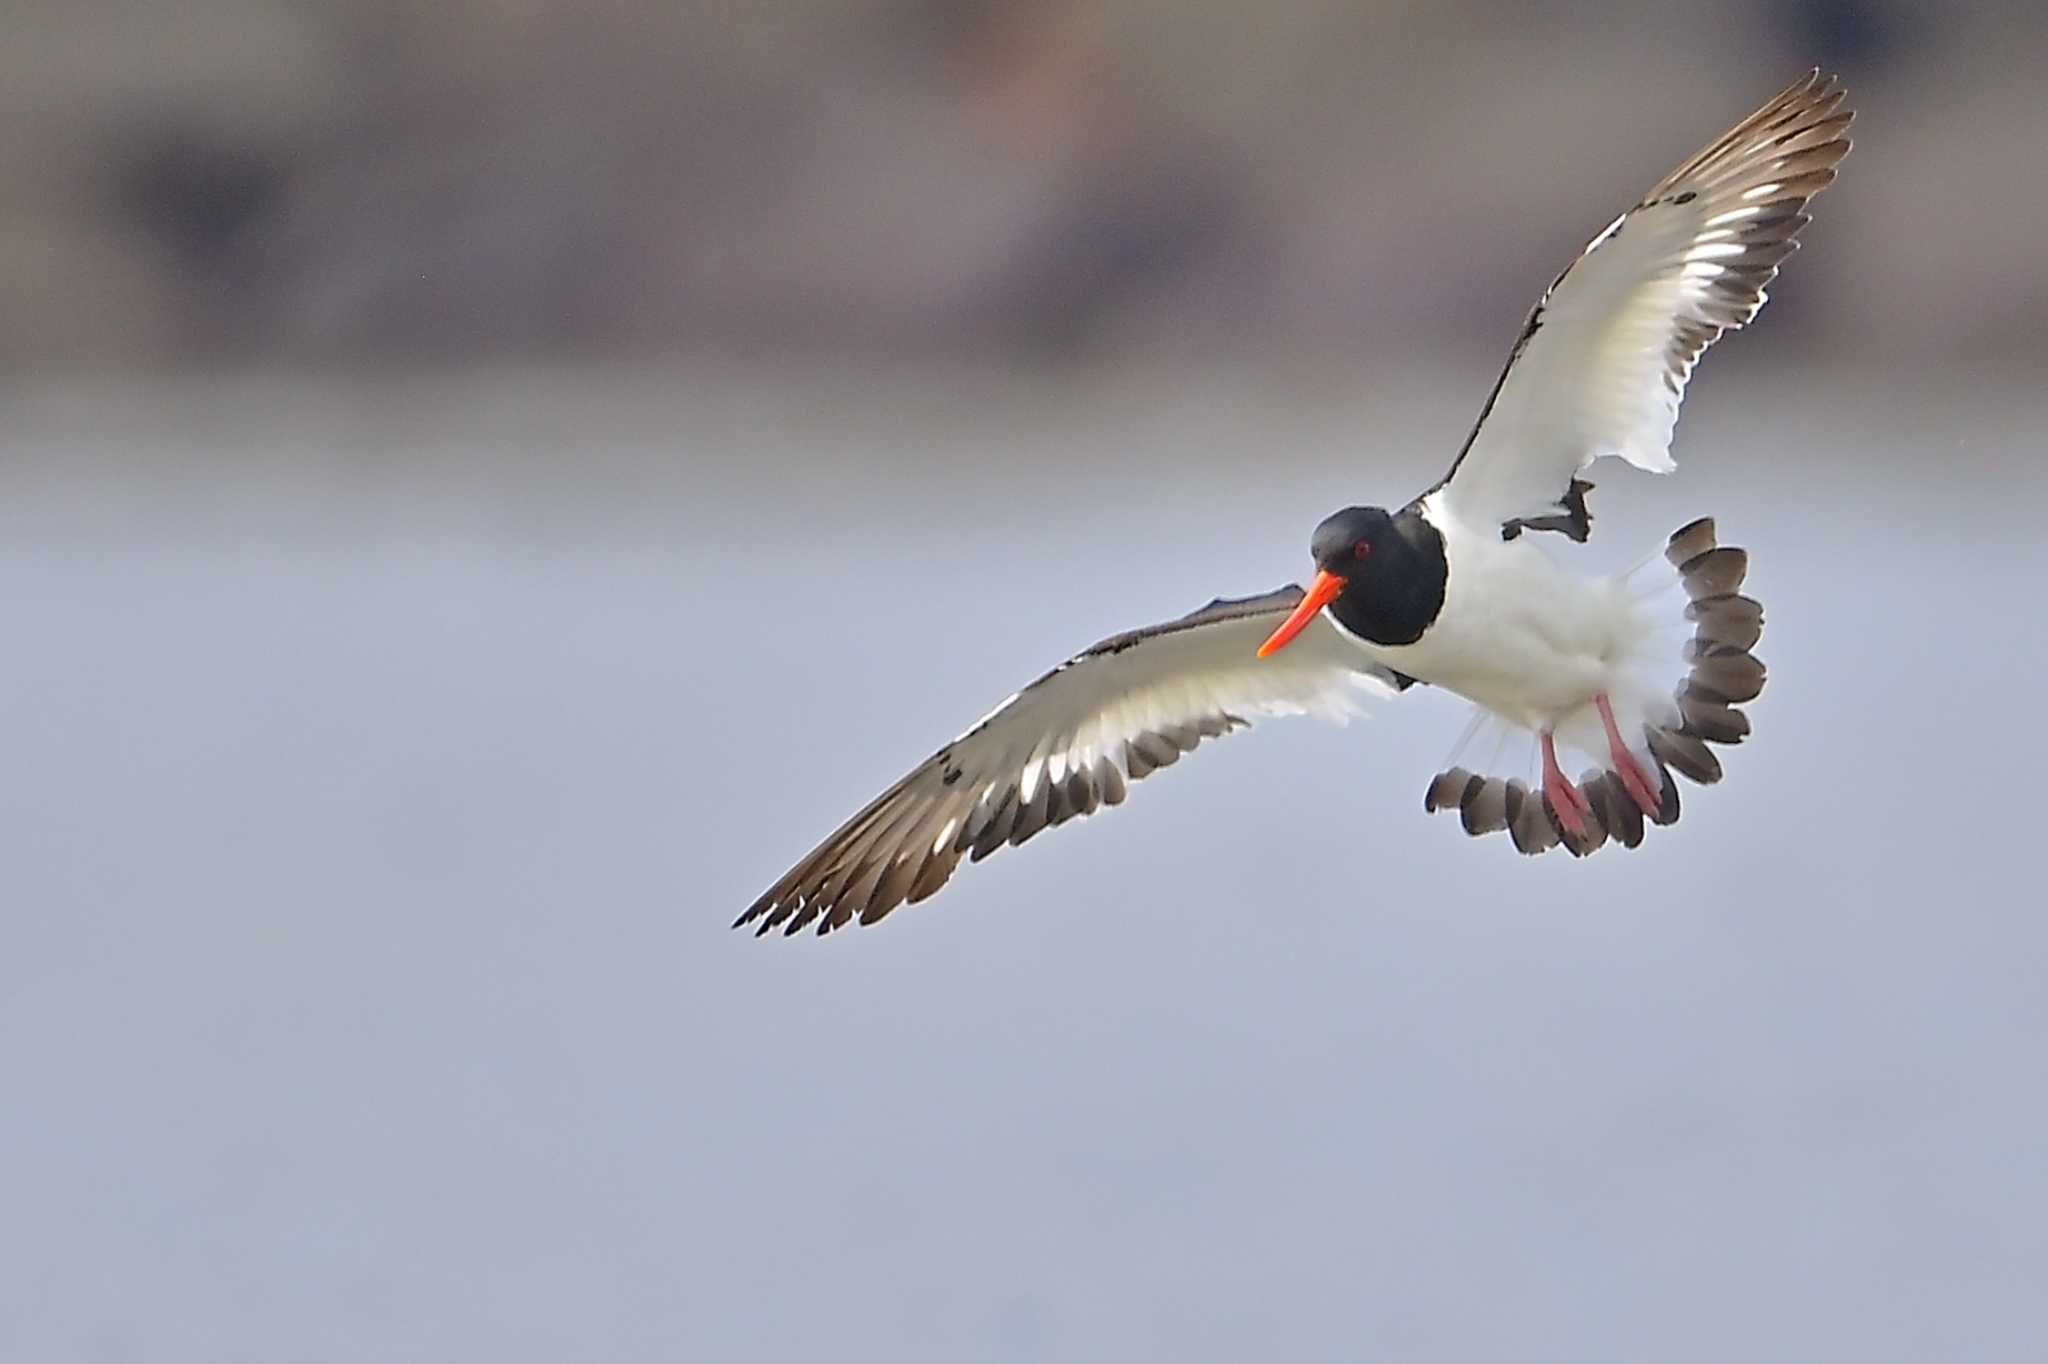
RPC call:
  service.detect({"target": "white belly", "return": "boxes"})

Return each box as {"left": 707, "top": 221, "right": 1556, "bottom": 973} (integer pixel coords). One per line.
{"left": 1337, "top": 503, "right": 1659, "bottom": 735}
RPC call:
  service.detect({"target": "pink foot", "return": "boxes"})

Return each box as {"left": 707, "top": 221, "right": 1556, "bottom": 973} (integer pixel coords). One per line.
{"left": 1594, "top": 692, "right": 1662, "bottom": 816}
{"left": 1540, "top": 729, "right": 1593, "bottom": 837}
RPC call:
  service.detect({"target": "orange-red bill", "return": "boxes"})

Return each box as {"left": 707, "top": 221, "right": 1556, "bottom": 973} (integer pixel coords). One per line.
{"left": 1256, "top": 568, "right": 1347, "bottom": 657}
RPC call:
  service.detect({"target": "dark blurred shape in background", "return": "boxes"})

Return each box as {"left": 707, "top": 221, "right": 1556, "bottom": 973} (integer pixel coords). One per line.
{"left": 6, "top": 0, "right": 2043, "bottom": 371}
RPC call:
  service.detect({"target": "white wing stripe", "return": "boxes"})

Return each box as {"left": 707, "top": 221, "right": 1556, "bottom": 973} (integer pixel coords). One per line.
{"left": 738, "top": 590, "right": 1399, "bottom": 934}
{"left": 1433, "top": 71, "right": 1851, "bottom": 536}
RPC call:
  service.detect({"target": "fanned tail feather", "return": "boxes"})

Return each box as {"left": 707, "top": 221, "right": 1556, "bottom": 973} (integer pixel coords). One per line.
{"left": 1423, "top": 516, "right": 1764, "bottom": 856}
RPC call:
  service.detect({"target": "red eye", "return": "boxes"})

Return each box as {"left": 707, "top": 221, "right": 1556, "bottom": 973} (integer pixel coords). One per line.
{"left": 1352, "top": 539, "right": 1372, "bottom": 559}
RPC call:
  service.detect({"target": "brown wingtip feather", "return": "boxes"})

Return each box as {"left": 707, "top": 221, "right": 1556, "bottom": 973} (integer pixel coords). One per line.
{"left": 734, "top": 585, "right": 1366, "bottom": 935}
{"left": 1647, "top": 70, "right": 1854, "bottom": 206}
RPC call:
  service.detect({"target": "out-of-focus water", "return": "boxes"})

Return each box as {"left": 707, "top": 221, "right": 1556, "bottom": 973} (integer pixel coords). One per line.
{"left": 4, "top": 364, "right": 2045, "bottom": 1361}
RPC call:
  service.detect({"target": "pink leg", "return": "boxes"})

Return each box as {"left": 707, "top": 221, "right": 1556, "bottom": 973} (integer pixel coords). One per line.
{"left": 1540, "top": 729, "right": 1592, "bottom": 837}
{"left": 1594, "top": 692, "right": 1662, "bottom": 816}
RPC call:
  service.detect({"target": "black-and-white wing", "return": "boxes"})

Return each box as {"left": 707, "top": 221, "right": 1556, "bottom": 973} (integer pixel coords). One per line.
{"left": 1434, "top": 70, "right": 1852, "bottom": 537}
{"left": 737, "top": 589, "right": 1401, "bottom": 935}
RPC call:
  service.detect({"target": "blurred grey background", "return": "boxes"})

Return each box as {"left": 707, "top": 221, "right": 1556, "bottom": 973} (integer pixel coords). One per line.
{"left": 5, "top": 2, "right": 2048, "bottom": 1361}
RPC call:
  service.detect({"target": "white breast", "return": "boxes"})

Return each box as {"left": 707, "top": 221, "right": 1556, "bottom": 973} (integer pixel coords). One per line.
{"left": 1340, "top": 495, "right": 1653, "bottom": 731}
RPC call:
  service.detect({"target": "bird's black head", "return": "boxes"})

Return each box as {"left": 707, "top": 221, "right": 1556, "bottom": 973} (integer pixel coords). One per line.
{"left": 1258, "top": 503, "right": 1448, "bottom": 655}
{"left": 1308, "top": 505, "right": 1400, "bottom": 576}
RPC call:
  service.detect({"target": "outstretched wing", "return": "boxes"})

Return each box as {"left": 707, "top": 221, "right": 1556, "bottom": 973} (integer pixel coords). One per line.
{"left": 737, "top": 588, "right": 1402, "bottom": 935}
{"left": 1434, "top": 70, "right": 1852, "bottom": 538}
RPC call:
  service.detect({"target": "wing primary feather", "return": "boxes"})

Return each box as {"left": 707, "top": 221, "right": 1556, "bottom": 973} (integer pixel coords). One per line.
{"left": 736, "top": 587, "right": 1400, "bottom": 933}
{"left": 1429, "top": 71, "right": 1851, "bottom": 536}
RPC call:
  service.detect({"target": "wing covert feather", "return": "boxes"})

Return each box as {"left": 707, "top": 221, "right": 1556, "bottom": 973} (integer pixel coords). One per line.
{"left": 1436, "top": 71, "right": 1851, "bottom": 534}
{"left": 737, "top": 588, "right": 1399, "bottom": 934}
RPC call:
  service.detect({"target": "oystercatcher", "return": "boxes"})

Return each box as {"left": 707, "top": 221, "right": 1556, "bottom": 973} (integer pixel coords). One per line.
{"left": 739, "top": 71, "right": 1851, "bottom": 934}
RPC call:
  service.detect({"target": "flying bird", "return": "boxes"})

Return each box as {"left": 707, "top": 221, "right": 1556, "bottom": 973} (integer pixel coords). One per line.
{"left": 739, "top": 71, "right": 1851, "bottom": 935}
